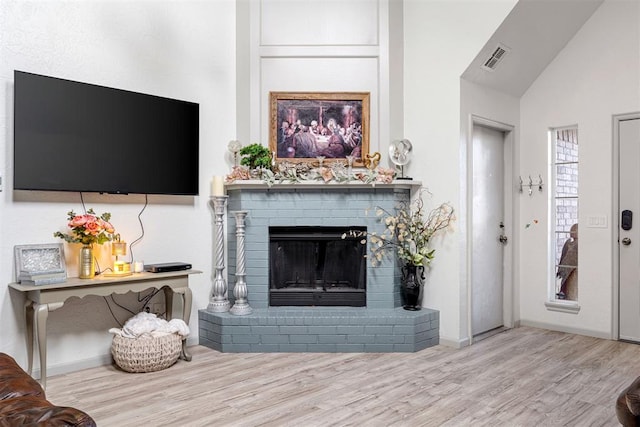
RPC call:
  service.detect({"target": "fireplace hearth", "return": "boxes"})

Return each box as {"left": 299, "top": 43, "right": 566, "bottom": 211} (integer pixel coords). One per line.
{"left": 269, "top": 226, "right": 366, "bottom": 307}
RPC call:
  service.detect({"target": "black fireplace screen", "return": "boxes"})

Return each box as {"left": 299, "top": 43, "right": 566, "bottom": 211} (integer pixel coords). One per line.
{"left": 269, "top": 226, "right": 366, "bottom": 307}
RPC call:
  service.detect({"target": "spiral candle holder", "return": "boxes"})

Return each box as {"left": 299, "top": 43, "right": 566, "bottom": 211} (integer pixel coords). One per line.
{"left": 207, "top": 196, "right": 230, "bottom": 313}
{"left": 230, "top": 211, "right": 252, "bottom": 315}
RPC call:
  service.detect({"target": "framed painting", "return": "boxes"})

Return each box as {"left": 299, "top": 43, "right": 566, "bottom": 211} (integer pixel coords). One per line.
{"left": 269, "top": 92, "right": 370, "bottom": 166}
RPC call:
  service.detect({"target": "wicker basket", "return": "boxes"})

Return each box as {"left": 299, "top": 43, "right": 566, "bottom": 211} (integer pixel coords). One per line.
{"left": 111, "top": 333, "right": 182, "bottom": 373}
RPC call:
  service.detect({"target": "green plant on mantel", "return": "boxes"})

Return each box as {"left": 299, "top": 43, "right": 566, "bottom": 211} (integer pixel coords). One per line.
{"left": 239, "top": 143, "right": 272, "bottom": 170}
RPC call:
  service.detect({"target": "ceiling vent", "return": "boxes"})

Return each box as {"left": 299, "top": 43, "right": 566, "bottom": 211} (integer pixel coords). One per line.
{"left": 481, "top": 43, "right": 511, "bottom": 72}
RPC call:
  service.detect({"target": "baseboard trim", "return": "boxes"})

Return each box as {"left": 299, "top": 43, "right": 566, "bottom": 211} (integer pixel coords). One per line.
{"left": 31, "top": 337, "right": 200, "bottom": 378}
{"left": 519, "top": 319, "right": 612, "bottom": 340}
{"left": 32, "top": 354, "right": 113, "bottom": 379}
{"left": 439, "top": 336, "right": 469, "bottom": 349}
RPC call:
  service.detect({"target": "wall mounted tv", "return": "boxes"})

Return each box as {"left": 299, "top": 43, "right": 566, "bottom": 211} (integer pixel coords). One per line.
{"left": 14, "top": 70, "right": 199, "bottom": 195}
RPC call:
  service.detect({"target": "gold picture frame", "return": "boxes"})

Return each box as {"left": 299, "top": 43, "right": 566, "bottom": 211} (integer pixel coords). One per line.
{"left": 269, "top": 92, "right": 370, "bottom": 166}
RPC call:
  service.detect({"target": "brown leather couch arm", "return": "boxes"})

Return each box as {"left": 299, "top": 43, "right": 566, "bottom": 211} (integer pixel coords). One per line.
{"left": 617, "top": 376, "right": 640, "bottom": 426}
{"left": 0, "top": 353, "right": 45, "bottom": 400}
{"left": 0, "top": 395, "right": 97, "bottom": 427}
{"left": 0, "top": 353, "right": 96, "bottom": 427}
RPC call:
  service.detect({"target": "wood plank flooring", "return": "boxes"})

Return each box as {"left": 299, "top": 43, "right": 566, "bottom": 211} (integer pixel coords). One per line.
{"left": 46, "top": 326, "right": 640, "bottom": 426}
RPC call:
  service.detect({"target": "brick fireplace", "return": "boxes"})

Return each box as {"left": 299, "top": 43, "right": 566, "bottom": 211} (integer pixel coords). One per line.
{"left": 198, "top": 181, "right": 439, "bottom": 352}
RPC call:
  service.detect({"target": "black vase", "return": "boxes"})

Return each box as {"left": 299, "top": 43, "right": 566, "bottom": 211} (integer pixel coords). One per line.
{"left": 401, "top": 264, "right": 424, "bottom": 311}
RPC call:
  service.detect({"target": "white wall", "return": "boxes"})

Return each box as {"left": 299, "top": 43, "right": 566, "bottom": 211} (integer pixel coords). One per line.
{"left": 245, "top": 0, "right": 393, "bottom": 156}
{"left": 403, "top": 0, "right": 517, "bottom": 345}
{"left": 519, "top": 0, "right": 640, "bottom": 337}
{"left": 0, "top": 0, "right": 236, "bottom": 373}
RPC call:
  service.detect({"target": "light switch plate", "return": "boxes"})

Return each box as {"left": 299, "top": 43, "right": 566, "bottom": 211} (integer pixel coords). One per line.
{"left": 587, "top": 215, "right": 607, "bottom": 228}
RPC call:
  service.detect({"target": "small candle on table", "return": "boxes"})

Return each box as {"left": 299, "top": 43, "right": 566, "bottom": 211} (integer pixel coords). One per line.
{"left": 211, "top": 176, "right": 225, "bottom": 196}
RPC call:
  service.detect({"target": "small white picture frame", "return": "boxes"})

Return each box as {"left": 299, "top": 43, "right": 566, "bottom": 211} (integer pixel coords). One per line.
{"left": 14, "top": 243, "right": 67, "bottom": 283}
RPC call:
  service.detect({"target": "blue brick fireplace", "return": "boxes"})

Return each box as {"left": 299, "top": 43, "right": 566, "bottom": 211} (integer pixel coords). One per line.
{"left": 198, "top": 182, "right": 439, "bottom": 352}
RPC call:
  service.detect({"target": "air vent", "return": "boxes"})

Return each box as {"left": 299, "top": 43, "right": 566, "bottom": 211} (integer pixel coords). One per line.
{"left": 481, "top": 43, "right": 511, "bottom": 72}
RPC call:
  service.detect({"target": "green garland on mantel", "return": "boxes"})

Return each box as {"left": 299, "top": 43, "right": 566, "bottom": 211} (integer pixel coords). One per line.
{"left": 225, "top": 163, "right": 397, "bottom": 187}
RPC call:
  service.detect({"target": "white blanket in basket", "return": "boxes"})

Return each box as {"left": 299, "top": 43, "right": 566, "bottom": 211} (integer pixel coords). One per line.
{"left": 109, "top": 312, "right": 190, "bottom": 339}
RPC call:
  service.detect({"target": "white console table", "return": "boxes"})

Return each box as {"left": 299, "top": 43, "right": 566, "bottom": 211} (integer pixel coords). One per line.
{"left": 9, "top": 269, "right": 201, "bottom": 389}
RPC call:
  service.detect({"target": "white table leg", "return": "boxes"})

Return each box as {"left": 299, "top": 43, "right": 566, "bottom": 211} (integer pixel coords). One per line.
{"left": 25, "top": 301, "right": 34, "bottom": 375}
{"left": 34, "top": 302, "right": 64, "bottom": 389}
{"left": 173, "top": 287, "right": 192, "bottom": 361}
{"left": 181, "top": 287, "right": 193, "bottom": 325}
{"left": 163, "top": 286, "right": 174, "bottom": 319}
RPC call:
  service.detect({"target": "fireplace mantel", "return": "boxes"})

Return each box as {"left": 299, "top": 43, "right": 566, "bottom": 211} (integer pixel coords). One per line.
{"left": 224, "top": 179, "right": 423, "bottom": 192}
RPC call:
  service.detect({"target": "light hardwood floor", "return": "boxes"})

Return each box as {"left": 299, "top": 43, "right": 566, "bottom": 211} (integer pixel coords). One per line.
{"left": 46, "top": 326, "right": 638, "bottom": 426}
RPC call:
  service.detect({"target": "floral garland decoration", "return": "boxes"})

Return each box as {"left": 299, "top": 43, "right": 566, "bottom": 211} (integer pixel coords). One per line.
{"left": 225, "top": 162, "right": 396, "bottom": 187}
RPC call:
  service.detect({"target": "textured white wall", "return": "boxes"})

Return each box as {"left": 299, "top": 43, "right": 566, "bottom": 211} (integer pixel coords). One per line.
{"left": 0, "top": 0, "right": 236, "bottom": 372}
{"left": 519, "top": 0, "right": 640, "bottom": 337}
{"left": 249, "top": 0, "right": 388, "bottom": 157}
{"left": 403, "top": 0, "right": 517, "bottom": 346}
{"left": 260, "top": 0, "right": 379, "bottom": 46}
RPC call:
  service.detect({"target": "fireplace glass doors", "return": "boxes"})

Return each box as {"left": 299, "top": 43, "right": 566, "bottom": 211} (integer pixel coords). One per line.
{"left": 269, "top": 226, "right": 366, "bottom": 307}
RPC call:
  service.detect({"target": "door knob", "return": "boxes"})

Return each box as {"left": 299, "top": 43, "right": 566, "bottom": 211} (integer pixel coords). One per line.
{"left": 622, "top": 237, "right": 632, "bottom": 246}
{"left": 498, "top": 222, "right": 507, "bottom": 244}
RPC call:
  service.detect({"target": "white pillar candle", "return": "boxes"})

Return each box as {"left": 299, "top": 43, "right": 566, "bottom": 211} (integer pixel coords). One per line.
{"left": 211, "top": 176, "right": 225, "bottom": 196}
{"left": 133, "top": 261, "right": 144, "bottom": 273}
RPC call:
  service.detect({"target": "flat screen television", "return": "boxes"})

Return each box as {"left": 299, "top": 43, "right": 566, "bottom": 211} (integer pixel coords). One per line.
{"left": 14, "top": 70, "right": 199, "bottom": 195}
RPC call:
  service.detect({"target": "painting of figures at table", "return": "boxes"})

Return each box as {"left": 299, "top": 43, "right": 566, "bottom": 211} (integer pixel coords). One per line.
{"left": 269, "top": 92, "right": 370, "bottom": 165}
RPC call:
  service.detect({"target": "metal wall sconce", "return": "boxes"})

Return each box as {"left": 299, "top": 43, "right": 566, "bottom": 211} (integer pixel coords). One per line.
{"left": 519, "top": 175, "right": 543, "bottom": 196}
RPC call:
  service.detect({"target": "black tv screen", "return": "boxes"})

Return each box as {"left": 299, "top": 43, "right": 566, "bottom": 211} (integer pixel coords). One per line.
{"left": 14, "top": 70, "right": 199, "bottom": 195}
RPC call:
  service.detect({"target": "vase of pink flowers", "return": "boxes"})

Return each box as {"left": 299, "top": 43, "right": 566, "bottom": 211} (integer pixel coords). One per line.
{"left": 54, "top": 209, "right": 115, "bottom": 278}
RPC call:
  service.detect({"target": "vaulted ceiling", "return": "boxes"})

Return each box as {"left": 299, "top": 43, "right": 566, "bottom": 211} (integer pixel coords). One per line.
{"left": 462, "top": 0, "right": 604, "bottom": 97}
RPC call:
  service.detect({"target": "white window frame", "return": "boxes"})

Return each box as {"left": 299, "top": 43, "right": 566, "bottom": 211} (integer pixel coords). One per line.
{"left": 545, "top": 126, "right": 580, "bottom": 314}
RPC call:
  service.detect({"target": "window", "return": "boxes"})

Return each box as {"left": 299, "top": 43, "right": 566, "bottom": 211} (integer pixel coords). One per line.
{"left": 551, "top": 127, "right": 579, "bottom": 302}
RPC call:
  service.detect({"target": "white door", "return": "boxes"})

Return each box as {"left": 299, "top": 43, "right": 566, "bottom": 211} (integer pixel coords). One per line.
{"left": 619, "top": 117, "right": 640, "bottom": 341}
{"left": 471, "top": 124, "right": 506, "bottom": 337}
